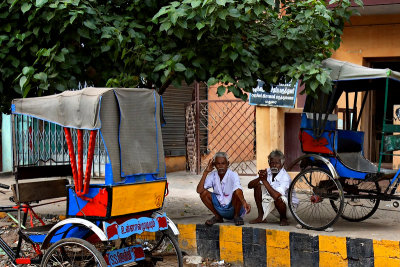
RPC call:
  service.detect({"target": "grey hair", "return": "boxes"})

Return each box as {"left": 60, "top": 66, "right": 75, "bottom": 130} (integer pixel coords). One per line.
{"left": 213, "top": 151, "right": 229, "bottom": 162}
{"left": 268, "top": 149, "right": 285, "bottom": 164}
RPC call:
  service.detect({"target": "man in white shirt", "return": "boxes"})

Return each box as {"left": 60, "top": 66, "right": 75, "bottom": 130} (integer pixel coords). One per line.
{"left": 197, "top": 152, "right": 251, "bottom": 226}
{"left": 248, "top": 150, "right": 298, "bottom": 226}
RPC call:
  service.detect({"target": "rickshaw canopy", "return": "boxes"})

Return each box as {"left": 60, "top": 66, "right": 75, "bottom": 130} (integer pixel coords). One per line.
{"left": 322, "top": 58, "right": 400, "bottom": 92}
{"left": 11, "top": 87, "right": 166, "bottom": 182}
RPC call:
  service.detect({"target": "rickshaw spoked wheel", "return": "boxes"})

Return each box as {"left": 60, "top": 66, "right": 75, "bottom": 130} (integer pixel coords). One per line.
{"left": 330, "top": 179, "right": 380, "bottom": 222}
{"left": 121, "top": 228, "right": 183, "bottom": 267}
{"left": 288, "top": 167, "right": 344, "bottom": 231}
{"left": 40, "top": 238, "right": 106, "bottom": 266}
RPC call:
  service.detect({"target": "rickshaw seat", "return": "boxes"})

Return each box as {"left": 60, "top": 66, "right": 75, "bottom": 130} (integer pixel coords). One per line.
{"left": 337, "top": 152, "right": 378, "bottom": 173}
{"left": 12, "top": 165, "right": 71, "bottom": 203}
{"left": 12, "top": 179, "right": 69, "bottom": 203}
{"left": 15, "top": 165, "right": 72, "bottom": 180}
{"left": 337, "top": 152, "right": 397, "bottom": 178}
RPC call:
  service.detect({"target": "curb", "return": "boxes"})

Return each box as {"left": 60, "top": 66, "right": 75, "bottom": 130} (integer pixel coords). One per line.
{"left": 177, "top": 223, "right": 400, "bottom": 267}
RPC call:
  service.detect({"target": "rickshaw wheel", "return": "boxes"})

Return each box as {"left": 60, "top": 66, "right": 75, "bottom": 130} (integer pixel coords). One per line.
{"left": 127, "top": 228, "right": 183, "bottom": 267}
{"left": 289, "top": 168, "right": 344, "bottom": 231}
{"left": 40, "top": 237, "right": 106, "bottom": 267}
{"left": 330, "top": 179, "right": 380, "bottom": 222}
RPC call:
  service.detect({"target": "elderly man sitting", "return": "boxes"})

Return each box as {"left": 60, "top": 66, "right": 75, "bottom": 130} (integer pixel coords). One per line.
{"left": 197, "top": 152, "right": 251, "bottom": 226}
{"left": 248, "top": 149, "right": 298, "bottom": 226}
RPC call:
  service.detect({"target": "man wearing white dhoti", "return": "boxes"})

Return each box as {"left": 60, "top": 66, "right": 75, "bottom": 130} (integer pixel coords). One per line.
{"left": 248, "top": 150, "right": 298, "bottom": 226}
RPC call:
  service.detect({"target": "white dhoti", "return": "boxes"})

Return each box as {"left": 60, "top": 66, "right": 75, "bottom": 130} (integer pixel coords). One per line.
{"left": 261, "top": 193, "right": 288, "bottom": 221}
{"left": 258, "top": 168, "right": 299, "bottom": 221}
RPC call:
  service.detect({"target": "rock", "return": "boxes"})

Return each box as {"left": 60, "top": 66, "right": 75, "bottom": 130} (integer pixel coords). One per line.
{"left": 183, "top": 255, "right": 203, "bottom": 266}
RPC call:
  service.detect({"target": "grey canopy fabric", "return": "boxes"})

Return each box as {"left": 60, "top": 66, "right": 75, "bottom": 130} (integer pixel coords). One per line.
{"left": 12, "top": 87, "right": 166, "bottom": 181}
{"left": 322, "top": 58, "right": 400, "bottom": 82}
{"left": 305, "top": 58, "right": 400, "bottom": 114}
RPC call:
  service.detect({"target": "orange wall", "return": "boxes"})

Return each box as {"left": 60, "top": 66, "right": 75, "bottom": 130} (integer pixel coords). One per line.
{"left": 332, "top": 14, "right": 400, "bottom": 64}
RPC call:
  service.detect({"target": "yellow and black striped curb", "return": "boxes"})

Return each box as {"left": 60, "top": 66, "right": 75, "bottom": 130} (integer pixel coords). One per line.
{"left": 177, "top": 224, "right": 400, "bottom": 267}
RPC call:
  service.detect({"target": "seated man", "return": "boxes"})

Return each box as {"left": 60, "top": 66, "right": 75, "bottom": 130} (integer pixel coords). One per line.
{"left": 197, "top": 152, "right": 251, "bottom": 226}
{"left": 248, "top": 149, "right": 298, "bottom": 226}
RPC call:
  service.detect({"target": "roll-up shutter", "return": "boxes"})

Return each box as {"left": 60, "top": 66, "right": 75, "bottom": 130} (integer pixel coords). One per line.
{"left": 161, "top": 82, "right": 207, "bottom": 156}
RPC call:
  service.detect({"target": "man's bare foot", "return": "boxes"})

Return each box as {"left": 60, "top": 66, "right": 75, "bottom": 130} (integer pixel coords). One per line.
{"left": 280, "top": 218, "right": 289, "bottom": 226}
{"left": 249, "top": 217, "right": 267, "bottom": 224}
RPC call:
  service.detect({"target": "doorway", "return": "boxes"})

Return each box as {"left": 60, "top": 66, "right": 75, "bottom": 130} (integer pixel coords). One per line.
{"left": 363, "top": 59, "right": 400, "bottom": 166}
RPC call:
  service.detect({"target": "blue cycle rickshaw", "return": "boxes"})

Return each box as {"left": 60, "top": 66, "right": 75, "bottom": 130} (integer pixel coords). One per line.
{"left": 287, "top": 59, "right": 400, "bottom": 230}
{"left": 0, "top": 88, "right": 182, "bottom": 266}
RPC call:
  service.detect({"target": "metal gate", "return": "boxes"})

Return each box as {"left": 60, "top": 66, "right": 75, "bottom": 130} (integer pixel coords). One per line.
{"left": 13, "top": 114, "right": 108, "bottom": 177}
{"left": 185, "top": 87, "right": 256, "bottom": 176}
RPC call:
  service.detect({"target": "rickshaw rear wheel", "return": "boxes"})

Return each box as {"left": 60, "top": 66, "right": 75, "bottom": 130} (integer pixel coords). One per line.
{"left": 40, "top": 237, "right": 106, "bottom": 267}
{"left": 289, "top": 167, "right": 344, "bottom": 231}
{"left": 123, "top": 228, "right": 183, "bottom": 267}
{"left": 330, "top": 179, "right": 380, "bottom": 222}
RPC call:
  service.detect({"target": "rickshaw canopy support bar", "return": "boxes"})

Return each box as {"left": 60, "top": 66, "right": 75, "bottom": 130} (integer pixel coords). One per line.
{"left": 64, "top": 128, "right": 97, "bottom": 196}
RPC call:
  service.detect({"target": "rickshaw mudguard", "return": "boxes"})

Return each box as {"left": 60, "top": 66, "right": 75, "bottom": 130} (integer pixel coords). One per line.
{"left": 154, "top": 211, "right": 179, "bottom": 235}
{"left": 286, "top": 154, "right": 339, "bottom": 179}
{"left": 41, "top": 218, "right": 108, "bottom": 249}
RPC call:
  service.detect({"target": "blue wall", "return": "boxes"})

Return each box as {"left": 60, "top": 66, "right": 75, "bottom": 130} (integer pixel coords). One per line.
{"left": 2, "top": 114, "right": 12, "bottom": 172}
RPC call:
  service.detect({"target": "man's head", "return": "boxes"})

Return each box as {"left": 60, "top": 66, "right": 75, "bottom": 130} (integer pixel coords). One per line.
{"left": 268, "top": 149, "right": 284, "bottom": 174}
{"left": 213, "top": 152, "right": 229, "bottom": 177}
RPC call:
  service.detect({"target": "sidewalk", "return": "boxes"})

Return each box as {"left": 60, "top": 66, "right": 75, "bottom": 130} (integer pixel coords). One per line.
{"left": 1, "top": 171, "right": 400, "bottom": 266}
{"left": 166, "top": 171, "right": 400, "bottom": 266}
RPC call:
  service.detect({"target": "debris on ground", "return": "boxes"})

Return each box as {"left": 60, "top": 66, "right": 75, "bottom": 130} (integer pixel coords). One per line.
{"left": 184, "top": 256, "right": 232, "bottom": 267}
{"left": 0, "top": 214, "right": 61, "bottom": 266}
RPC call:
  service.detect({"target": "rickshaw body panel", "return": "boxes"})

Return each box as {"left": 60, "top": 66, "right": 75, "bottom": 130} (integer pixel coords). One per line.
{"left": 67, "top": 180, "right": 167, "bottom": 219}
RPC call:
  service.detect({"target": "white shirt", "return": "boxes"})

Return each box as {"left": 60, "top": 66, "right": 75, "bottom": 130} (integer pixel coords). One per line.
{"left": 204, "top": 169, "right": 243, "bottom": 206}
{"left": 260, "top": 168, "right": 298, "bottom": 204}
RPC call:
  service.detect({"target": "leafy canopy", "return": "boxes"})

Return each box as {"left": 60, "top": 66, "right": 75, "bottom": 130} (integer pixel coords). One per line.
{"left": 0, "top": 0, "right": 359, "bottom": 113}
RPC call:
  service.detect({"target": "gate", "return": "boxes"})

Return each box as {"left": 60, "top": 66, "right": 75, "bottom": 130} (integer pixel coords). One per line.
{"left": 185, "top": 86, "right": 256, "bottom": 176}
{"left": 13, "top": 114, "right": 108, "bottom": 177}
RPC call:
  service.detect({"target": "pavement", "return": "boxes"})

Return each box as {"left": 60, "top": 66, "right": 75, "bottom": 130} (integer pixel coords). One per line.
{"left": 1, "top": 171, "right": 400, "bottom": 266}
{"left": 1, "top": 170, "right": 400, "bottom": 240}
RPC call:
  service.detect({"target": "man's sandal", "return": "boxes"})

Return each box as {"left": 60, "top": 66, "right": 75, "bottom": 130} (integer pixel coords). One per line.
{"left": 205, "top": 216, "right": 223, "bottom": 226}
{"left": 234, "top": 217, "right": 244, "bottom": 226}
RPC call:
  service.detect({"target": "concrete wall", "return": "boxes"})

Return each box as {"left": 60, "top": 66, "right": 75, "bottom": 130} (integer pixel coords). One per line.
{"left": 1, "top": 114, "right": 12, "bottom": 172}
{"left": 178, "top": 223, "right": 400, "bottom": 266}
{"left": 332, "top": 14, "right": 400, "bottom": 65}
{"left": 165, "top": 156, "right": 186, "bottom": 173}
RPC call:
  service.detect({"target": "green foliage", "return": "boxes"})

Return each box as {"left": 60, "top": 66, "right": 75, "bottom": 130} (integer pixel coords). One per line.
{"left": 0, "top": 0, "right": 360, "bottom": 113}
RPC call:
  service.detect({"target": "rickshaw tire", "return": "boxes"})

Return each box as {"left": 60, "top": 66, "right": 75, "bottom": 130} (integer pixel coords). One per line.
{"left": 40, "top": 237, "right": 106, "bottom": 267}
{"left": 166, "top": 230, "right": 183, "bottom": 267}
{"left": 333, "top": 180, "right": 380, "bottom": 222}
{"left": 289, "top": 167, "right": 344, "bottom": 231}
{"left": 154, "top": 229, "right": 183, "bottom": 267}
{"left": 123, "top": 228, "right": 183, "bottom": 267}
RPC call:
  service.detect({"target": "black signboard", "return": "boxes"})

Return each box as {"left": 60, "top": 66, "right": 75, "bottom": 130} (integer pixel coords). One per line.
{"left": 249, "top": 80, "right": 298, "bottom": 108}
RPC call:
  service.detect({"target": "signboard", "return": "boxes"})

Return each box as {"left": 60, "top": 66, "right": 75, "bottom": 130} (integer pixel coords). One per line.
{"left": 249, "top": 80, "right": 298, "bottom": 108}
{"left": 104, "top": 213, "right": 168, "bottom": 241}
{"left": 106, "top": 245, "right": 145, "bottom": 266}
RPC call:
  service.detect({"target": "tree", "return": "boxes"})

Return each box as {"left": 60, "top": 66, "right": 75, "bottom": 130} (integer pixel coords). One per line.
{"left": 0, "top": 0, "right": 360, "bottom": 113}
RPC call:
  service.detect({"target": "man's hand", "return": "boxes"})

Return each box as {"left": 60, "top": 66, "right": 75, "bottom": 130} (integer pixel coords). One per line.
{"left": 205, "top": 159, "right": 214, "bottom": 173}
{"left": 197, "top": 159, "right": 214, "bottom": 194}
{"left": 258, "top": 169, "right": 268, "bottom": 182}
{"left": 243, "top": 201, "right": 251, "bottom": 214}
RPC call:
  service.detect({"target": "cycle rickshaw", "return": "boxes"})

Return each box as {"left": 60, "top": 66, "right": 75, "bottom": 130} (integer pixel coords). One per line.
{"left": 0, "top": 87, "right": 182, "bottom": 266}
{"left": 287, "top": 59, "right": 400, "bottom": 230}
